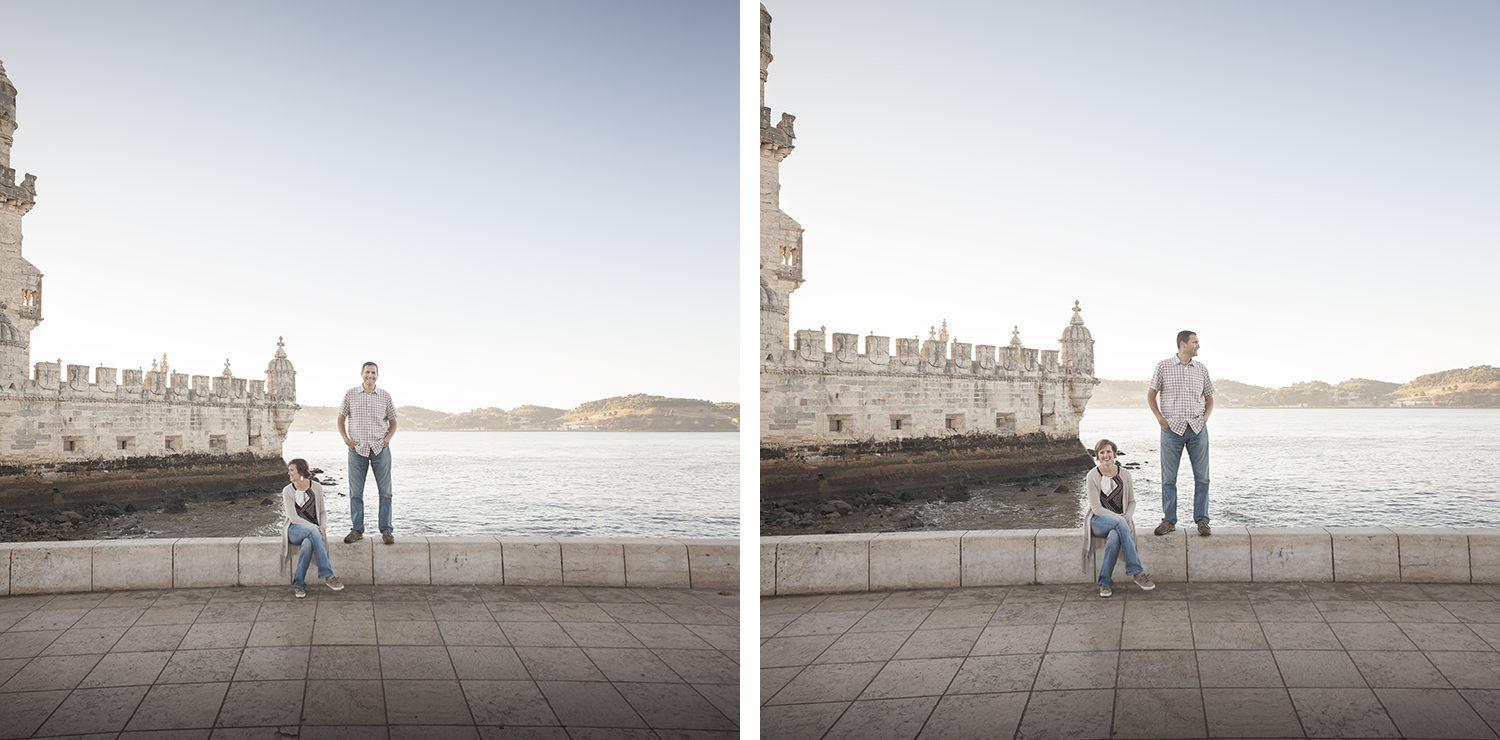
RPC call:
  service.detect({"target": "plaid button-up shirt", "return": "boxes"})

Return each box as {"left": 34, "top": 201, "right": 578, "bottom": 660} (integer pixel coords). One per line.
{"left": 1149, "top": 357, "right": 1216, "bottom": 435}
{"left": 340, "top": 386, "right": 397, "bottom": 457}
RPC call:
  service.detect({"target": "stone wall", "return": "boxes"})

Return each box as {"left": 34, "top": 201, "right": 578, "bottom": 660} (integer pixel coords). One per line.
{"left": 0, "top": 536, "right": 740, "bottom": 594}
{"left": 761, "top": 527, "right": 1500, "bottom": 595}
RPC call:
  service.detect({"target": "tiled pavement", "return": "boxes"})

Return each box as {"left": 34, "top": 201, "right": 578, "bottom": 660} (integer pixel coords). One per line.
{"left": 0, "top": 583, "right": 738, "bottom": 739}
{"left": 762, "top": 582, "right": 1500, "bottom": 739}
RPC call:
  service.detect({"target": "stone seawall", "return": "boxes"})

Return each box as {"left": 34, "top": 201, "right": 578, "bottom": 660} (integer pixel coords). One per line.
{"left": 760, "top": 433, "right": 1093, "bottom": 501}
{"left": 0, "top": 453, "right": 287, "bottom": 510}
{"left": 0, "top": 535, "right": 740, "bottom": 594}
{"left": 761, "top": 526, "right": 1500, "bottom": 595}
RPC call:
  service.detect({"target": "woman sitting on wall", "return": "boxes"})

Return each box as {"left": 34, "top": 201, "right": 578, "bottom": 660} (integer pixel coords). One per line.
{"left": 1082, "top": 439, "right": 1155, "bottom": 597}
{"left": 282, "top": 458, "right": 343, "bottom": 598}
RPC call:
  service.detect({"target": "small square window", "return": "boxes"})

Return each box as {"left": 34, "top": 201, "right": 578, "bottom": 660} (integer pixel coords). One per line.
{"left": 829, "top": 418, "right": 842, "bottom": 432}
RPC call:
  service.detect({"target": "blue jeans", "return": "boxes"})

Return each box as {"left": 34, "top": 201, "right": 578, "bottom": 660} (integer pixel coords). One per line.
{"left": 1092, "top": 515, "right": 1143, "bottom": 587}
{"left": 1160, "top": 424, "right": 1210, "bottom": 525}
{"left": 348, "top": 446, "right": 393, "bottom": 534}
{"left": 288, "top": 523, "right": 333, "bottom": 589}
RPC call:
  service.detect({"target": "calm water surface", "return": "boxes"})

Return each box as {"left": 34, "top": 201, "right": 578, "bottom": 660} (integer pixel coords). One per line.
{"left": 280, "top": 432, "right": 738, "bottom": 538}
{"left": 920, "top": 408, "right": 1500, "bottom": 529}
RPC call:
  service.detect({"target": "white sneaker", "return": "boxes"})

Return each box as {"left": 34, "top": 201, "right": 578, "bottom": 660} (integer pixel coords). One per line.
{"left": 293, "top": 587, "right": 306, "bottom": 599}
{"left": 324, "top": 576, "right": 344, "bottom": 591}
{"left": 1099, "top": 585, "right": 1113, "bottom": 598}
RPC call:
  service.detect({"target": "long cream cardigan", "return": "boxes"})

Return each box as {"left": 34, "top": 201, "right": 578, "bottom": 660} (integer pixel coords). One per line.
{"left": 280, "top": 480, "right": 329, "bottom": 578}
{"left": 1080, "top": 466, "right": 1136, "bottom": 573}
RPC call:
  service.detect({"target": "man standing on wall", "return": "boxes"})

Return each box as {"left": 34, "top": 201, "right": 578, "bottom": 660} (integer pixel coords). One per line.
{"left": 338, "top": 361, "right": 398, "bottom": 544}
{"left": 1148, "top": 331, "right": 1215, "bottom": 537}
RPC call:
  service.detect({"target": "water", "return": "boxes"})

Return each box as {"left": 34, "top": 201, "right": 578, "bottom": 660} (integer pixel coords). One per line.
{"left": 919, "top": 408, "right": 1500, "bottom": 530}
{"left": 279, "top": 432, "right": 738, "bottom": 538}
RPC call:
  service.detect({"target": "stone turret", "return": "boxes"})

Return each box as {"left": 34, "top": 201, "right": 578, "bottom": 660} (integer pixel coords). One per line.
{"left": 265, "top": 337, "right": 296, "bottom": 401}
{"left": 0, "top": 60, "right": 43, "bottom": 373}
{"left": 0, "top": 302, "right": 26, "bottom": 382}
{"left": 1058, "top": 300, "right": 1094, "bottom": 375}
{"left": 760, "top": 6, "right": 803, "bottom": 365}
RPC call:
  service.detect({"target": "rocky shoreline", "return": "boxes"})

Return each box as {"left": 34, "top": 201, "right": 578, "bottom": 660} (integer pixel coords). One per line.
{"left": 760, "top": 471, "right": 1083, "bottom": 535}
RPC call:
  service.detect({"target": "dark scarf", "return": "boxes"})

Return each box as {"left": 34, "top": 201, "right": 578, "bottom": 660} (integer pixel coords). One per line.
{"left": 1098, "top": 466, "right": 1124, "bottom": 514}
{"left": 294, "top": 485, "right": 318, "bottom": 526}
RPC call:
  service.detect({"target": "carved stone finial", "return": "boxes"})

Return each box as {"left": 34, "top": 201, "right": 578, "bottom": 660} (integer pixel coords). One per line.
{"left": 938, "top": 320, "right": 949, "bottom": 343}
{"left": 150, "top": 360, "right": 158, "bottom": 372}
{"left": 274, "top": 336, "right": 288, "bottom": 359}
{"left": 1010, "top": 326, "right": 1023, "bottom": 346}
{"left": 222, "top": 359, "right": 232, "bottom": 377}
{"left": 928, "top": 326, "right": 936, "bottom": 341}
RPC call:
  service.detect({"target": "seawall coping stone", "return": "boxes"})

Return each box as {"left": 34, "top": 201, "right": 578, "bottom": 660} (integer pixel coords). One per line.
{"left": 870, "top": 531, "right": 961, "bottom": 590}
{"left": 373, "top": 537, "right": 431, "bottom": 585}
{"left": 6, "top": 540, "right": 94, "bottom": 594}
{"left": 621, "top": 539, "right": 691, "bottom": 589}
{"left": 94, "top": 538, "right": 175, "bottom": 591}
{"left": 1250, "top": 528, "right": 1334, "bottom": 582}
{"left": 560, "top": 538, "right": 626, "bottom": 587}
{"left": 960, "top": 530, "right": 1035, "bottom": 587}
{"left": 776, "top": 533, "right": 872, "bottom": 595}
{"left": 1393, "top": 527, "right": 1471, "bottom": 583}
{"left": 501, "top": 537, "right": 563, "bottom": 586}
{"left": 429, "top": 536, "right": 504, "bottom": 586}
{"left": 1327, "top": 527, "right": 1399, "bottom": 582}
{"left": 173, "top": 537, "right": 240, "bottom": 589}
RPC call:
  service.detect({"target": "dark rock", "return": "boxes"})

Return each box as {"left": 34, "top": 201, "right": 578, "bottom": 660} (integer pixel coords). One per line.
{"left": 1054, "top": 485, "right": 1069, "bottom": 493}
{"left": 163, "top": 499, "right": 187, "bottom": 514}
{"left": 124, "top": 503, "right": 137, "bottom": 513}
{"left": 260, "top": 498, "right": 274, "bottom": 506}
{"left": 829, "top": 499, "right": 853, "bottom": 514}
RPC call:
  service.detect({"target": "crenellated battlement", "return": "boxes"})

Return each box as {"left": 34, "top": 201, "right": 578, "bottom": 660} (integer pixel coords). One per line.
{"left": 7, "top": 359, "right": 292, "bottom": 403}
{"left": 782, "top": 326, "right": 1092, "bottom": 379}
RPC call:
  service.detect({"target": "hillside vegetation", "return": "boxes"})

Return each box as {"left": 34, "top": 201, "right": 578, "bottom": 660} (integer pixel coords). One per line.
{"left": 287, "top": 394, "right": 738, "bottom": 433}
{"left": 1089, "top": 366, "right": 1499, "bottom": 409}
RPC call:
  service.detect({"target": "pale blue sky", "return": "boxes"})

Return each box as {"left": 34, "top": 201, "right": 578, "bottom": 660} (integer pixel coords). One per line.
{"left": 765, "top": 0, "right": 1500, "bottom": 387}
{"left": 2, "top": 0, "right": 736, "bottom": 412}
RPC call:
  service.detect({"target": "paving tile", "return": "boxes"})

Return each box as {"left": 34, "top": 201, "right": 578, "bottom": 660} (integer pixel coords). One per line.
{"left": 79, "top": 650, "right": 172, "bottom": 688}
{"left": 876, "top": 591, "right": 948, "bottom": 609}
{"left": 0, "top": 629, "right": 60, "bottom": 659}
{"left": 1015, "top": 688, "right": 1112, "bottom": 740}
{"left": 1329, "top": 621, "right": 1419, "bottom": 651}
{"left": 1349, "top": 650, "right": 1451, "bottom": 688}
{"left": 1189, "top": 601, "right": 1257, "bottom": 622}
{"left": 383, "top": 679, "right": 473, "bottom": 725}
{"left": 816, "top": 593, "right": 890, "bottom": 612}
{"left": 653, "top": 648, "right": 738, "bottom": 684}
{"left": 75, "top": 606, "right": 147, "bottom": 628}
{"left": 1111, "top": 687, "right": 1206, "bottom": 738}
{"left": 540, "top": 601, "right": 611, "bottom": 623}
{"left": 254, "top": 599, "right": 319, "bottom": 622}
{"left": 1460, "top": 689, "right": 1500, "bottom": 736}
{"left": 1378, "top": 600, "right": 1457, "bottom": 623}
{"left": 760, "top": 701, "right": 848, "bottom": 740}
{"left": 1427, "top": 651, "right": 1500, "bottom": 689}
{"left": 597, "top": 602, "right": 674, "bottom": 623}
{"left": 514, "top": 646, "right": 606, "bottom": 681}
{"left": 762, "top": 635, "right": 837, "bottom": 668}
{"left": 1202, "top": 687, "right": 1302, "bottom": 738}
{"left": 971, "top": 623, "right": 1052, "bottom": 655}
{"left": 35, "top": 625, "right": 124, "bottom": 655}
{"left": 11, "top": 606, "right": 90, "bottom": 631}
{"left": 937, "top": 587, "right": 1012, "bottom": 607}
{"left": 460, "top": 679, "right": 556, "bottom": 726}
{"left": 891, "top": 627, "right": 980, "bottom": 660}
{"left": 302, "top": 678, "right": 387, "bottom": 725}
{"left": 159, "top": 648, "right": 242, "bottom": 683}
{"left": 1120, "top": 620, "right": 1193, "bottom": 651}
{"left": 499, "top": 621, "right": 577, "bottom": 647}
{"left": 180, "top": 621, "right": 253, "bottom": 650}
{"left": 1289, "top": 686, "right": 1400, "bottom": 737}
{"left": 859, "top": 657, "right": 963, "bottom": 699}
{"left": 216, "top": 679, "right": 304, "bottom": 727}
{"left": 684, "top": 624, "right": 737, "bottom": 652}
{"left": 1054, "top": 600, "right": 1123, "bottom": 624}
{"left": 234, "top": 645, "right": 310, "bottom": 681}
{"left": 615, "top": 682, "right": 736, "bottom": 731}
{"left": 246, "top": 619, "right": 314, "bottom": 647}
{"left": 815, "top": 630, "right": 909, "bottom": 664}
{"left": 426, "top": 602, "right": 494, "bottom": 622}
{"left": 137, "top": 604, "right": 207, "bottom": 625}
{"left": 915, "top": 692, "right": 1026, "bottom": 740}
{"left": 379, "top": 645, "right": 456, "bottom": 680}
{"left": 377, "top": 620, "right": 444, "bottom": 646}
{"left": 197, "top": 601, "right": 262, "bottom": 624}
{"left": 765, "top": 662, "right": 884, "bottom": 705}
{"left": 987, "top": 602, "right": 1061, "bottom": 626}
{"left": 308, "top": 645, "right": 381, "bottom": 679}
{"left": 1376, "top": 687, "right": 1499, "bottom": 739}
{"left": 1034, "top": 650, "right": 1117, "bottom": 691}
{"left": 947, "top": 653, "right": 1042, "bottom": 694}
{"left": 779, "top": 610, "right": 867, "bottom": 637}
{"left": 313, "top": 618, "right": 379, "bottom": 645}
{"left": 1192, "top": 621, "right": 1269, "bottom": 649}
{"left": 1262, "top": 620, "right": 1342, "bottom": 650}
{"left": 918, "top": 605, "right": 997, "bottom": 630}
{"left": 555, "top": 621, "right": 636, "bottom": 648}
{"left": 1251, "top": 599, "right": 1324, "bottom": 622}
{"left": 113, "top": 622, "right": 190, "bottom": 652}
{"left": 1443, "top": 601, "right": 1500, "bottom": 624}
{"left": 850, "top": 608, "right": 931, "bottom": 633}
{"left": 124, "top": 681, "right": 229, "bottom": 731}
{"left": 824, "top": 696, "right": 938, "bottom": 740}
{"left": 1402, "top": 622, "right": 1494, "bottom": 651}
{"left": 535, "top": 680, "right": 646, "bottom": 728}
{"left": 1122, "top": 600, "right": 1190, "bottom": 623}
{"left": 1046, "top": 622, "right": 1121, "bottom": 652}
{"left": 0, "top": 687, "right": 68, "bottom": 739}
{"left": 1196, "top": 650, "right": 1284, "bottom": 688}
{"left": 581, "top": 646, "right": 679, "bottom": 682}
{"left": 33, "top": 684, "right": 147, "bottom": 736}
{"left": 374, "top": 601, "right": 435, "bottom": 622}
{"left": 1422, "top": 585, "right": 1496, "bottom": 602}
{"left": 1274, "top": 649, "right": 1367, "bottom": 688}
{"left": 1116, "top": 650, "right": 1198, "bottom": 688}
{"left": 448, "top": 645, "right": 529, "bottom": 680}
{"left": 1315, "top": 600, "right": 1390, "bottom": 622}
{"left": 0, "top": 652, "right": 102, "bottom": 691}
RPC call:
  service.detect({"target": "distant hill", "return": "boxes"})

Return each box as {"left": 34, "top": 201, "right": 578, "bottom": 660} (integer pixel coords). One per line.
{"left": 1089, "top": 366, "right": 1498, "bottom": 409}
{"left": 287, "top": 395, "right": 738, "bottom": 432}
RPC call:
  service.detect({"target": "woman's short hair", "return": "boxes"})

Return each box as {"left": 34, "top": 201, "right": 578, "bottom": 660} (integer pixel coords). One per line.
{"left": 287, "top": 458, "right": 311, "bottom": 479}
{"left": 1093, "top": 439, "right": 1117, "bottom": 455}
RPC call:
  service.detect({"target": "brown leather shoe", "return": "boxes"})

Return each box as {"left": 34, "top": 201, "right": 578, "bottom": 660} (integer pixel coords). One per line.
{"left": 343, "top": 530, "right": 362, "bottom": 544}
{"left": 382, "top": 531, "right": 395, "bottom": 545}
{"left": 1197, "top": 521, "right": 1212, "bottom": 536}
{"left": 1154, "top": 521, "right": 1175, "bottom": 536}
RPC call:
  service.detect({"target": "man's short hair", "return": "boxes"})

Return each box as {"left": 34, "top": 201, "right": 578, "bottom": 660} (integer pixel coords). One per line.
{"left": 1176, "top": 331, "right": 1196, "bottom": 349}
{"left": 361, "top": 361, "right": 379, "bottom": 371}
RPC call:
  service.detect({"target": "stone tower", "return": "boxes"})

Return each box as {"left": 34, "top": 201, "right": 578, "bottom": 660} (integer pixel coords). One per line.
{"left": 760, "top": 6, "right": 803, "bottom": 364}
{"left": 265, "top": 336, "right": 297, "bottom": 401}
{"left": 0, "top": 60, "right": 44, "bottom": 379}
{"left": 1058, "top": 300, "right": 1095, "bottom": 376}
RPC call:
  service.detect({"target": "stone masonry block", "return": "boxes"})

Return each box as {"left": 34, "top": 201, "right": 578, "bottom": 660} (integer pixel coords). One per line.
{"left": 173, "top": 538, "right": 240, "bottom": 589}
{"left": 1251, "top": 528, "right": 1333, "bottom": 582}
{"left": 761, "top": 537, "right": 786, "bottom": 595}
{"left": 430, "top": 536, "right": 504, "bottom": 586}
{"left": 373, "top": 537, "right": 431, "bottom": 585}
{"left": 328, "top": 538, "right": 374, "bottom": 586}
{"left": 501, "top": 537, "right": 562, "bottom": 586}
{"left": 776, "top": 534, "right": 872, "bottom": 595}
{"left": 1393, "top": 527, "right": 1470, "bottom": 583}
{"left": 683, "top": 539, "right": 738, "bottom": 590}
{"left": 1133, "top": 525, "right": 1187, "bottom": 583}
{"left": 870, "top": 531, "right": 960, "bottom": 590}
{"left": 94, "top": 539, "right": 175, "bottom": 591}
{"left": 560, "top": 538, "right": 626, "bottom": 587}
{"left": 1035, "top": 529, "right": 1090, "bottom": 584}
{"left": 1463, "top": 528, "right": 1500, "bottom": 584}
{"left": 622, "top": 539, "right": 690, "bottom": 589}
{"left": 1328, "top": 527, "right": 1399, "bottom": 582}
{"left": 1187, "top": 526, "right": 1251, "bottom": 582}
{"left": 9, "top": 541, "right": 93, "bottom": 594}
{"left": 0, "top": 545, "right": 10, "bottom": 595}
{"left": 237, "top": 538, "right": 285, "bottom": 587}
{"left": 961, "top": 530, "right": 1036, "bottom": 587}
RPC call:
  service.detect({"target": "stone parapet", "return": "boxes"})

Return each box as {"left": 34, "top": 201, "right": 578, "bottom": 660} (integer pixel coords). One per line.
{"left": 0, "top": 535, "right": 739, "bottom": 594}
{"left": 762, "top": 526, "right": 1500, "bottom": 595}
